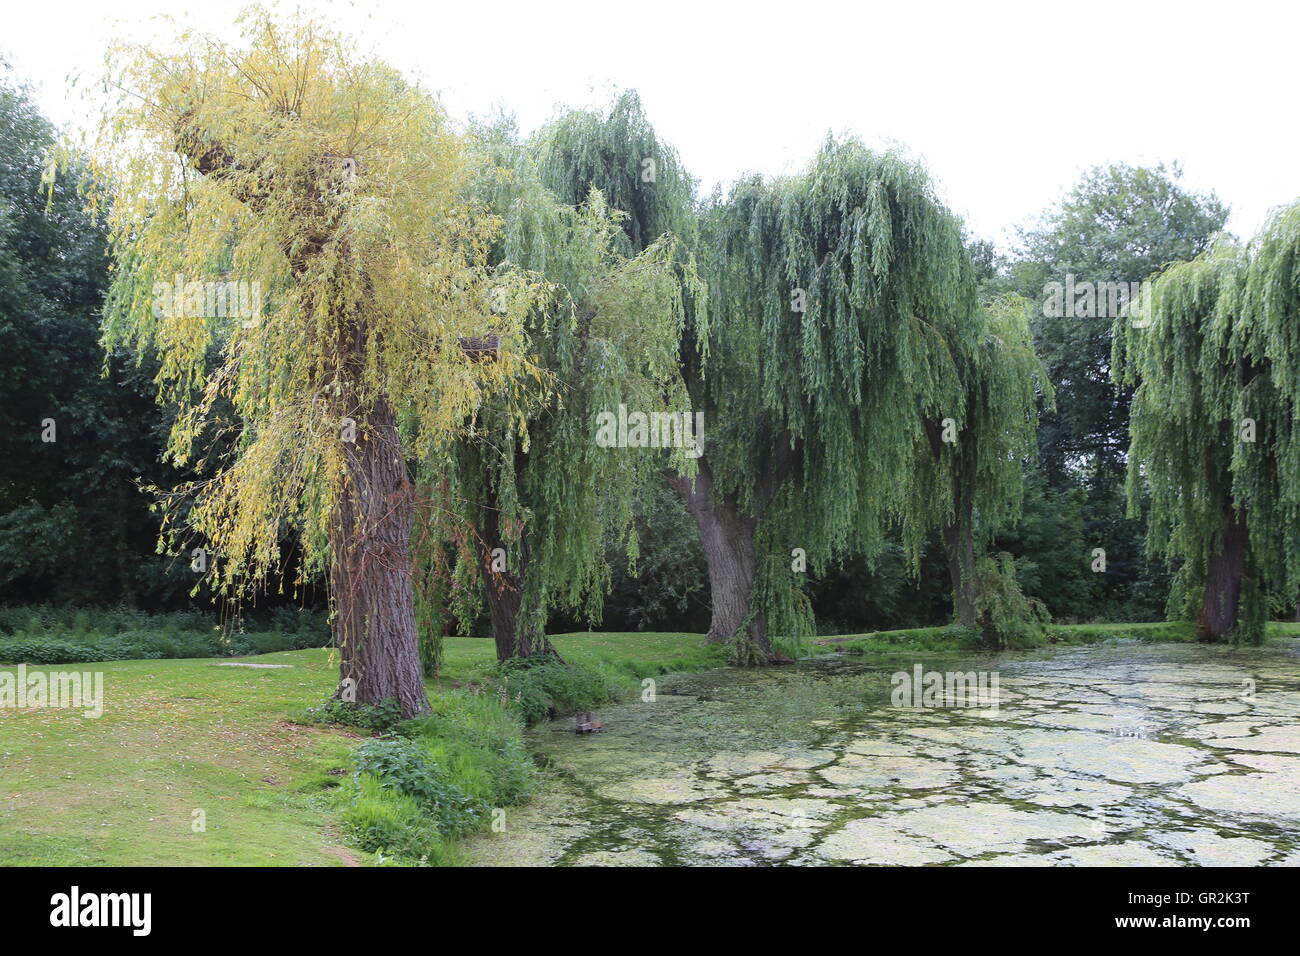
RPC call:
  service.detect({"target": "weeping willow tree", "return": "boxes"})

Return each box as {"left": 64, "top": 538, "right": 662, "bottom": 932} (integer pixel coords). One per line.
{"left": 63, "top": 9, "right": 538, "bottom": 715}
{"left": 534, "top": 95, "right": 1039, "bottom": 660}
{"left": 534, "top": 92, "right": 698, "bottom": 259}
{"left": 532, "top": 94, "right": 828, "bottom": 649}
{"left": 916, "top": 292, "right": 1054, "bottom": 636}
{"left": 1114, "top": 203, "right": 1300, "bottom": 643}
{"left": 422, "top": 114, "right": 703, "bottom": 662}
{"left": 691, "top": 139, "right": 1005, "bottom": 661}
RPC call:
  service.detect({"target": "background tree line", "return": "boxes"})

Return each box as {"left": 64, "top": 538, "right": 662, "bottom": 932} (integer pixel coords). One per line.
{"left": 0, "top": 47, "right": 1287, "bottom": 657}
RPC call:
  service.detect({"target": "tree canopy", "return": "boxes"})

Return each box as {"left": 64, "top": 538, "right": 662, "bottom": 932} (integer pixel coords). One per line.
{"left": 692, "top": 138, "right": 988, "bottom": 657}
{"left": 1114, "top": 201, "right": 1300, "bottom": 642}
{"left": 65, "top": 10, "right": 546, "bottom": 713}
{"left": 0, "top": 76, "right": 174, "bottom": 605}
{"left": 426, "top": 113, "right": 703, "bottom": 660}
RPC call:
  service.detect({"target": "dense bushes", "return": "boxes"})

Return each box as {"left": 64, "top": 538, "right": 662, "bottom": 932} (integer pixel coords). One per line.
{"left": 317, "top": 655, "right": 639, "bottom": 864}
{"left": 335, "top": 689, "right": 537, "bottom": 865}
{"left": 352, "top": 738, "right": 486, "bottom": 837}
{"left": 0, "top": 605, "right": 330, "bottom": 664}
{"left": 300, "top": 698, "right": 404, "bottom": 734}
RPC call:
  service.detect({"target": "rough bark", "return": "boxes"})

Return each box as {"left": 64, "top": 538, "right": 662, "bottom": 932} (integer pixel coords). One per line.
{"left": 672, "top": 462, "right": 768, "bottom": 653}
{"left": 480, "top": 485, "right": 561, "bottom": 663}
{"left": 942, "top": 487, "right": 979, "bottom": 628}
{"left": 925, "top": 417, "right": 980, "bottom": 628}
{"left": 1196, "top": 504, "right": 1248, "bottom": 642}
{"left": 329, "top": 395, "right": 430, "bottom": 717}
{"left": 176, "top": 119, "right": 432, "bottom": 717}
{"left": 670, "top": 436, "right": 798, "bottom": 664}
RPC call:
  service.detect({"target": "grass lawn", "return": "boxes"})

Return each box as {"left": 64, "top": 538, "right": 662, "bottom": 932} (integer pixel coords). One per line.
{"left": 0, "top": 631, "right": 709, "bottom": 866}
{"left": 6, "top": 622, "right": 1297, "bottom": 866}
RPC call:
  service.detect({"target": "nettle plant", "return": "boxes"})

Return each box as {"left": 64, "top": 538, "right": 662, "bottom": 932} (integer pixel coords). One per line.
{"left": 59, "top": 9, "right": 546, "bottom": 715}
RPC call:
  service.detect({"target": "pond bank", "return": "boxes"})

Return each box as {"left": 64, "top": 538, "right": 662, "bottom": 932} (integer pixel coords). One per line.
{"left": 464, "top": 641, "right": 1300, "bottom": 866}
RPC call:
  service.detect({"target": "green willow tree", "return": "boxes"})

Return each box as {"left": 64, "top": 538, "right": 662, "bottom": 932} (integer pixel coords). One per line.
{"left": 69, "top": 11, "right": 538, "bottom": 715}
{"left": 426, "top": 115, "right": 703, "bottom": 662}
{"left": 1114, "top": 203, "right": 1300, "bottom": 642}
{"left": 531, "top": 93, "right": 818, "bottom": 658}
{"left": 534, "top": 92, "right": 698, "bottom": 261}
{"left": 693, "top": 140, "right": 994, "bottom": 661}
{"left": 917, "top": 293, "right": 1054, "bottom": 634}
{"left": 534, "top": 96, "right": 1049, "bottom": 659}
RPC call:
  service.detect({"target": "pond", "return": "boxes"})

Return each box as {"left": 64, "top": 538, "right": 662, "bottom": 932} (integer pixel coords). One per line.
{"left": 466, "top": 641, "right": 1300, "bottom": 866}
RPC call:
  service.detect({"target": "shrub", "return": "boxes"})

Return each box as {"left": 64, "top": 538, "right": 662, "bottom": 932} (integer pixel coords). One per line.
{"left": 940, "top": 623, "right": 984, "bottom": 649}
{"left": 0, "top": 638, "right": 91, "bottom": 664}
{"left": 352, "top": 737, "right": 485, "bottom": 838}
{"left": 0, "top": 604, "right": 331, "bottom": 664}
{"left": 397, "top": 691, "right": 536, "bottom": 807}
{"left": 301, "top": 697, "right": 403, "bottom": 734}
{"left": 494, "top": 657, "right": 625, "bottom": 724}
{"left": 974, "top": 553, "right": 1052, "bottom": 649}
{"left": 340, "top": 773, "right": 453, "bottom": 865}
{"left": 332, "top": 688, "right": 537, "bottom": 865}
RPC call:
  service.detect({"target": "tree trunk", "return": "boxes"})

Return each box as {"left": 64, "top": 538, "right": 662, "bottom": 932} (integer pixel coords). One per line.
{"left": 329, "top": 396, "right": 431, "bottom": 718}
{"left": 480, "top": 487, "right": 561, "bottom": 663}
{"left": 671, "top": 461, "right": 773, "bottom": 661}
{"left": 926, "top": 418, "right": 980, "bottom": 628}
{"left": 942, "top": 494, "right": 979, "bottom": 628}
{"left": 946, "top": 522, "right": 977, "bottom": 629}
{"left": 1196, "top": 504, "right": 1248, "bottom": 642}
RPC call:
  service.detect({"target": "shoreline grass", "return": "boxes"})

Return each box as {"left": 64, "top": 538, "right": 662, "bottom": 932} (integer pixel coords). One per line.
{"left": 832, "top": 620, "right": 1300, "bottom": 656}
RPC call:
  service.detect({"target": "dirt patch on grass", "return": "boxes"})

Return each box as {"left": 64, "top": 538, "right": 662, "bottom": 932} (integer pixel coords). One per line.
{"left": 324, "top": 845, "right": 364, "bottom": 867}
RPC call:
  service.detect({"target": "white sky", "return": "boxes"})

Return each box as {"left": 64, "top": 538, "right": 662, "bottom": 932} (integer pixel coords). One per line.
{"left": 3, "top": 0, "right": 1297, "bottom": 248}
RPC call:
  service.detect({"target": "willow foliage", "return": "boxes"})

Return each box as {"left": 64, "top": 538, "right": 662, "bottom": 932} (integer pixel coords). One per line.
{"left": 700, "top": 139, "right": 982, "bottom": 640}
{"left": 1114, "top": 203, "right": 1300, "bottom": 641}
{"left": 926, "top": 292, "right": 1053, "bottom": 543}
{"left": 432, "top": 114, "right": 704, "bottom": 647}
{"left": 61, "top": 9, "right": 542, "bottom": 598}
{"left": 534, "top": 92, "right": 698, "bottom": 257}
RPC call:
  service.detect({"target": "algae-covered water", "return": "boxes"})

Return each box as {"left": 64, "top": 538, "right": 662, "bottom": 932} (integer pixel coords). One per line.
{"left": 466, "top": 642, "right": 1300, "bottom": 866}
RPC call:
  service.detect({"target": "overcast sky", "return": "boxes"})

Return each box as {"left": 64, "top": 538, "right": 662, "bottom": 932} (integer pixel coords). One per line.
{"left": 4, "top": 0, "right": 1296, "bottom": 248}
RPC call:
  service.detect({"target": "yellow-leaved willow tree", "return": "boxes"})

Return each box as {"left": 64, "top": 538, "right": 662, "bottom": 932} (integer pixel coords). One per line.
{"left": 66, "top": 10, "right": 545, "bottom": 717}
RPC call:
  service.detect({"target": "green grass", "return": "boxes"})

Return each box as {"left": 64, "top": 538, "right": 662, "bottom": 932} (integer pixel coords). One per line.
{"left": 0, "top": 630, "right": 713, "bottom": 866}
{"left": 0, "top": 648, "right": 357, "bottom": 865}
{"left": 434, "top": 630, "right": 725, "bottom": 685}
{"left": 831, "top": 619, "right": 1300, "bottom": 656}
